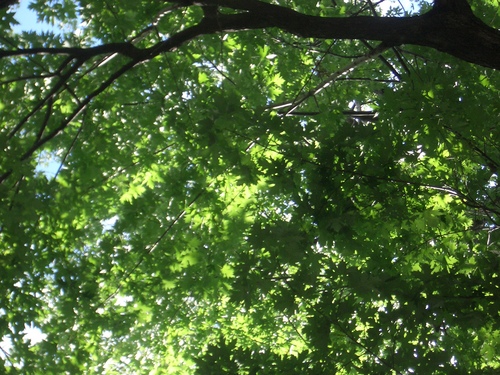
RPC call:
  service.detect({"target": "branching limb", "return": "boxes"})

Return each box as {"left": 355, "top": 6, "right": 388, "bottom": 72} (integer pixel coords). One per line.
{"left": 267, "top": 43, "right": 389, "bottom": 115}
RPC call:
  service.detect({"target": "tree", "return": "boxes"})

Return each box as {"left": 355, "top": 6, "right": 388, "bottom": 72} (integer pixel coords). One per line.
{"left": 0, "top": 0, "right": 499, "bottom": 373}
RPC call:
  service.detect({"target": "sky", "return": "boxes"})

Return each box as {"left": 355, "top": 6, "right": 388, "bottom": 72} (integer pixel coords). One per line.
{"left": 12, "top": 0, "right": 53, "bottom": 33}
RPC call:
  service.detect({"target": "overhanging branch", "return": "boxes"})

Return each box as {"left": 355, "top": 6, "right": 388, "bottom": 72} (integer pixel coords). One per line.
{"left": 2, "top": 0, "right": 498, "bottom": 69}
{"left": 168, "top": 0, "right": 500, "bottom": 69}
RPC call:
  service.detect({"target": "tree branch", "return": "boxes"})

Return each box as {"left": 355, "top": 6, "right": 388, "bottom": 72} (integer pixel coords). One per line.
{"left": 168, "top": 0, "right": 500, "bottom": 69}
{"left": 2, "top": 0, "right": 498, "bottom": 69}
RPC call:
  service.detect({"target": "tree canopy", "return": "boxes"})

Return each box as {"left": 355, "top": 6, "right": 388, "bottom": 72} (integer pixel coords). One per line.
{"left": 1, "top": 0, "right": 499, "bottom": 373}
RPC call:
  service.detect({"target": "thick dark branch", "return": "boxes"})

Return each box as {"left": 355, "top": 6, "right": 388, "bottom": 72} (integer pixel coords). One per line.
{"left": 2, "top": 0, "right": 498, "bottom": 69}
{"left": 195, "top": 1, "right": 423, "bottom": 44}
{"left": 171, "top": 0, "right": 500, "bottom": 69}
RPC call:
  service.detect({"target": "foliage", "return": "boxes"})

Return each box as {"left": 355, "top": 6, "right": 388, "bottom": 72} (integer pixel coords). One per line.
{"left": 0, "top": 0, "right": 499, "bottom": 373}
